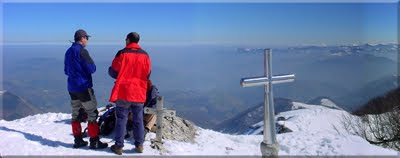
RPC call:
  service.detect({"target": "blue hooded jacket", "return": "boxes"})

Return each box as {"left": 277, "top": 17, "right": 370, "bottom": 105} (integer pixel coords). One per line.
{"left": 64, "top": 42, "right": 96, "bottom": 92}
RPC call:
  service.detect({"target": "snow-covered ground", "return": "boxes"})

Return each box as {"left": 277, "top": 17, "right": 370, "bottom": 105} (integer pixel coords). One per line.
{"left": 0, "top": 101, "right": 398, "bottom": 156}
{"left": 275, "top": 102, "right": 396, "bottom": 155}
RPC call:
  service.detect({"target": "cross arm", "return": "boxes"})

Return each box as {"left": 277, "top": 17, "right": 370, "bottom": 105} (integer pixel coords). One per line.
{"left": 144, "top": 107, "right": 176, "bottom": 117}
{"left": 240, "top": 74, "right": 295, "bottom": 87}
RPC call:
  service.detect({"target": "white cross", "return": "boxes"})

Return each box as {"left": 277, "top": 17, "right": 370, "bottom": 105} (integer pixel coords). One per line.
{"left": 144, "top": 96, "right": 176, "bottom": 144}
{"left": 240, "top": 49, "right": 295, "bottom": 156}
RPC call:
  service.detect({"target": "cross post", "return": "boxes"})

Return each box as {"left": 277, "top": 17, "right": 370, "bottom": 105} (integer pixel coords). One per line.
{"left": 240, "top": 49, "right": 295, "bottom": 157}
{"left": 144, "top": 96, "right": 176, "bottom": 144}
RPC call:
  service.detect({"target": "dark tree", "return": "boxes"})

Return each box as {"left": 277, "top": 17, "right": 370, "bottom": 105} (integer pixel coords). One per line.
{"left": 342, "top": 87, "right": 400, "bottom": 151}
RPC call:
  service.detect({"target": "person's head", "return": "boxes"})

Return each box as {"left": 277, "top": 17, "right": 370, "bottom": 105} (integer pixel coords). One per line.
{"left": 125, "top": 32, "right": 140, "bottom": 46}
{"left": 74, "top": 29, "right": 90, "bottom": 47}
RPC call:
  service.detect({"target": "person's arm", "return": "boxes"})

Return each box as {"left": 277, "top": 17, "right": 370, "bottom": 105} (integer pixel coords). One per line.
{"left": 144, "top": 86, "right": 158, "bottom": 108}
{"left": 108, "top": 67, "right": 118, "bottom": 79}
{"left": 64, "top": 50, "right": 71, "bottom": 76}
{"left": 80, "top": 48, "right": 96, "bottom": 74}
{"left": 108, "top": 51, "right": 122, "bottom": 79}
{"left": 150, "top": 86, "right": 158, "bottom": 106}
{"left": 64, "top": 57, "right": 68, "bottom": 76}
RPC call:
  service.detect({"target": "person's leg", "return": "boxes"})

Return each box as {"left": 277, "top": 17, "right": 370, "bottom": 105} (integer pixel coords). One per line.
{"left": 143, "top": 114, "right": 157, "bottom": 132}
{"left": 125, "top": 112, "right": 134, "bottom": 139}
{"left": 131, "top": 103, "right": 144, "bottom": 150}
{"left": 71, "top": 100, "right": 83, "bottom": 136}
{"left": 114, "top": 100, "right": 130, "bottom": 147}
{"left": 111, "top": 99, "right": 131, "bottom": 155}
{"left": 81, "top": 88, "right": 107, "bottom": 149}
{"left": 69, "top": 92, "right": 87, "bottom": 148}
{"left": 81, "top": 88, "right": 98, "bottom": 123}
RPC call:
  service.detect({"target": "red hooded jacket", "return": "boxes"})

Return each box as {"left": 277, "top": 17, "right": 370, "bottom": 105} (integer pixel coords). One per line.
{"left": 108, "top": 43, "right": 151, "bottom": 103}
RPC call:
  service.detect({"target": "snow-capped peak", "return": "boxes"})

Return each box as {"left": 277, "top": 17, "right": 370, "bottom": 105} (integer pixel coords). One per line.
{"left": 320, "top": 98, "right": 343, "bottom": 110}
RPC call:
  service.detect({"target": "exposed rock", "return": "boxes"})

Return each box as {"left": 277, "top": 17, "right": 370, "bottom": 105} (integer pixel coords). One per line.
{"left": 153, "top": 115, "right": 197, "bottom": 143}
{"left": 276, "top": 123, "right": 293, "bottom": 134}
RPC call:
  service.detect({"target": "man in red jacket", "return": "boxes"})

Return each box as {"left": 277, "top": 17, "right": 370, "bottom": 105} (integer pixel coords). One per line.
{"left": 108, "top": 32, "right": 151, "bottom": 155}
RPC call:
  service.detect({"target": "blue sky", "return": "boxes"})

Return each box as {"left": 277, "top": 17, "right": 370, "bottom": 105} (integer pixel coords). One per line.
{"left": 3, "top": 3, "right": 399, "bottom": 46}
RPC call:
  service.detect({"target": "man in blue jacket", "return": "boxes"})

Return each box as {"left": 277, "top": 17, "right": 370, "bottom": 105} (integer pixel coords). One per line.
{"left": 64, "top": 29, "right": 108, "bottom": 149}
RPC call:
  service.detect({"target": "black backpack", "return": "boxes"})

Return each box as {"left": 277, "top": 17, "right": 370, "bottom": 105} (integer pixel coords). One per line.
{"left": 98, "top": 104, "right": 117, "bottom": 136}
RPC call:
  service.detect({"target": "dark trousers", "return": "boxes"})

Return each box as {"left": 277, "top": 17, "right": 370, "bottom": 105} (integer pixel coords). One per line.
{"left": 114, "top": 99, "right": 144, "bottom": 147}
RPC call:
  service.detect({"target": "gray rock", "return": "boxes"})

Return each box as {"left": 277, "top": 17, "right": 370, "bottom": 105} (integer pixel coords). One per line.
{"left": 157, "top": 115, "right": 197, "bottom": 143}
{"left": 276, "top": 123, "right": 293, "bottom": 134}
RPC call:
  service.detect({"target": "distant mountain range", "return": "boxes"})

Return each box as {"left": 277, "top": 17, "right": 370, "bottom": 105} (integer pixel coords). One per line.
{"left": 163, "top": 89, "right": 247, "bottom": 129}
{"left": 2, "top": 43, "right": 398, "bottom": 128}
{"left": 238, "top": 43, "right": 398, "bottom": 56}
{"left": 336, "top": 75, "right": 398, "bottom": 112}
{"left": 236, "top": 43, "right": 397, "bottom": 113}
{"left": 0, "top": 90, "right": 43, "bottom": 121}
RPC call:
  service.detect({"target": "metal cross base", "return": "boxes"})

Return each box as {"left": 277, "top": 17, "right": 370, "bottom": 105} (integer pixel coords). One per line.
{"left": 150, "top": 139, "right": 166, "bottom": 153}
{"left": 144, "top": 96, "right": 176, "bottom": 151}
{"left": 240, "top": 48, "right": 295, "bottom": 157}
{"left": 260, "top": 142, "right": 279, "bottom": 158}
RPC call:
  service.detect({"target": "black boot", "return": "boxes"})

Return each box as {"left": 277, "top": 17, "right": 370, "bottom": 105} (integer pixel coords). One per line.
{"left": 73, "top": 135, "right": 88, "bottom": 148}
{"left": 89, "top": 136, "right": 108, "bottom": 149}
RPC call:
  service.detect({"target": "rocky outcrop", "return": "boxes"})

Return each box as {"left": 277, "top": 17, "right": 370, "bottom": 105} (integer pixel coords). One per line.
{"left": 153, "top": 115, "right": 197, "bottom": 143}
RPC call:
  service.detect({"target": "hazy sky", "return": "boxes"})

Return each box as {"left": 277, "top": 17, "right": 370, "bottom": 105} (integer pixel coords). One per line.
{"left": 3, "top": 3, "right": 398, "bottom": 46}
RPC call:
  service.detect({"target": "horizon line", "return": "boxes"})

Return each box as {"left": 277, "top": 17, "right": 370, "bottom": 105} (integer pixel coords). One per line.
{"left": 2, "top": 0, "right": 399, "bottom": 3}
{"left": 1, "top": 41, "right": 398, "bottom": 48}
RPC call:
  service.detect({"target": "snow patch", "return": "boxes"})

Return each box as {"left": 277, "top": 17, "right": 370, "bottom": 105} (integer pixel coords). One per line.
{"left": 320, "top": 99, "right": 343, "bottom": 110}
{"left": 0, "top": 90, "right": 6, "bottom": 95}
{"left": 331, "top": 52, "right": 344, "bottom": 56}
